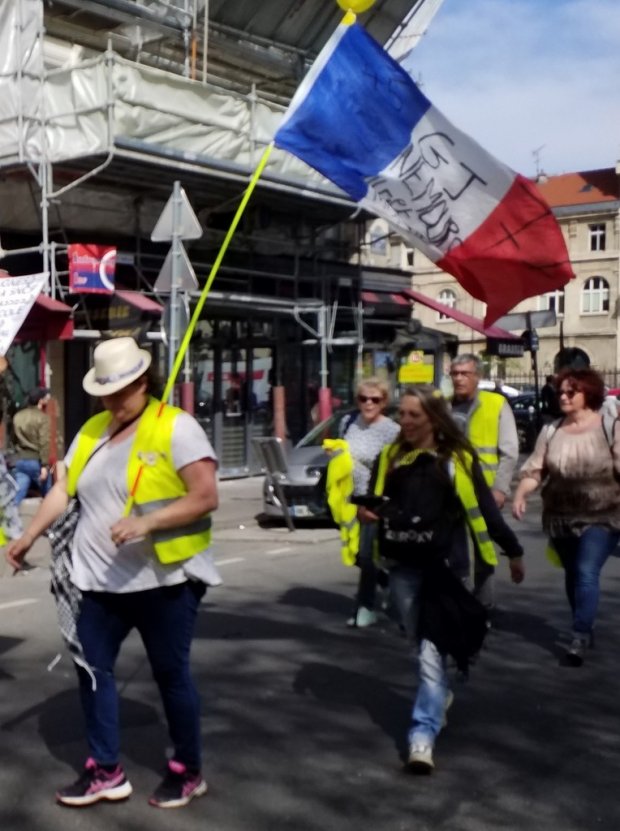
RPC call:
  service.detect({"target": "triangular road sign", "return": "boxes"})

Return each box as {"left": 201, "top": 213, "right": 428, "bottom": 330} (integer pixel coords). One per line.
{"left": 151, "top": 186, "right": 202, "bottom": 241}
{"left": 154, "top": 242, "right": 199, "bottom": 292}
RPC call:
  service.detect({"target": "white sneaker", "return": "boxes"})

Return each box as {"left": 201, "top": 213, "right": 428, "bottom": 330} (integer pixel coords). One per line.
{"left": 406, "top": 743, "right": 434, "bottom": 773}
{"left": 346, "top": 607, "right": 378, "bottom": 628}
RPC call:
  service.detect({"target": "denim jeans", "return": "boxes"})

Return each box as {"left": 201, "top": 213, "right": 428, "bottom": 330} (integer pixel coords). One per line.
{"left": 389, "top": 566, "right": 449, "bottom": 747}
{"left": 552, "top": 526, "right": 620, "bottom": 636}
{"left": 76, "top": 581, "right": 206, "bottom": 768}
{"left": 12, "top": 459, "right": 51, "bottom": 504}
{"left": 355, "top": 523, "right": 378, "bottom": 610}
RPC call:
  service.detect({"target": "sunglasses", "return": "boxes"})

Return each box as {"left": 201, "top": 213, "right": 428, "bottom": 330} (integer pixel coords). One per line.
{"left": 358, "top": 395, "right": 382, "bottom": 404}
{"left": 559, "top": 388, "right": 578, "bottom": 399}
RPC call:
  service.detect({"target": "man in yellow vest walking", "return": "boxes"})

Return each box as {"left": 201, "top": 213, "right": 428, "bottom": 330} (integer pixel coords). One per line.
{"left": 449, "top": 354, "right": 519, "bottom": 610}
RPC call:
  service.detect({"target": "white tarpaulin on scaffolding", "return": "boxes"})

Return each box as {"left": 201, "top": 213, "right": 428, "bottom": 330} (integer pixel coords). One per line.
{"left": 0, "top": 0, "right": 336, "bottom": 196}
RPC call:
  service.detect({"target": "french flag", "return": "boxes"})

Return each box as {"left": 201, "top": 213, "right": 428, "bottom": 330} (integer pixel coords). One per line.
{"left": 274, "top": 20, "right": 574, "bottom": 326}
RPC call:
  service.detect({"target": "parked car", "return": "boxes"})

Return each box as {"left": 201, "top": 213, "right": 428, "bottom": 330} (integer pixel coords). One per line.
{"left": 508, "top": 393, "right": 553, "bottom": 452}
{"left": 261, "top": 409, "right": 355, "bottom": 521}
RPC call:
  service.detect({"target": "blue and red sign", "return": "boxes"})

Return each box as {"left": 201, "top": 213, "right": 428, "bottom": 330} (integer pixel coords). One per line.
{"left": 68, "top": 244, "right": 116, "bottom": 294}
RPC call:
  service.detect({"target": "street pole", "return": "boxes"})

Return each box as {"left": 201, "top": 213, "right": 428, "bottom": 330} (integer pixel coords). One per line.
{"left": 168, "top": 180, "right": 182, "bottom": 396}
{"left": 318, "top": 305, "right": 332, "bottom": 422}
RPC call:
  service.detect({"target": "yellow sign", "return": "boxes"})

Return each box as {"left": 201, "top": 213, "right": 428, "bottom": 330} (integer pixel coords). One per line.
{"left": 398, "top": 352, "right": 435, "bottom": 384}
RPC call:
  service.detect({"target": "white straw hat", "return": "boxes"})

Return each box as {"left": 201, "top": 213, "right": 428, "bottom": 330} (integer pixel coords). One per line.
{"left": 82, "top": 337, "right": 152, "bottom": 397}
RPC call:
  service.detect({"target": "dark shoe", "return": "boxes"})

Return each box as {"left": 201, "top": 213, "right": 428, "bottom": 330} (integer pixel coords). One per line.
{"left": 149, "top": 760, "right": 207, "bottom": 809}
{"left": 565, "top": 636, "right": 588, "bottom": 667}
{"left": 56, "top": 758, "right": 132, "bottom": 807}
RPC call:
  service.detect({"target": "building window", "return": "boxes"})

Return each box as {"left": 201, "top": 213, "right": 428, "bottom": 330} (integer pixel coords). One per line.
{"left": 581, "top": 276, "right": 610, "bottom": 314}
{"left": 589, "top": 223, "right": 606, "bottom": 252}
{"left": 369, "top": 222, "right": 388, "bottom": 255}
{"left": 538, "top": 288, "right": 565, "bottom": 317}
{"left": 437, "top": 289, "right": 456, "bottom": 321}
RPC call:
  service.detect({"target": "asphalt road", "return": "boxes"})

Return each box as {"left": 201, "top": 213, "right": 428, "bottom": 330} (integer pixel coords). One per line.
{"left": 1, "top": 479, "right": 620, "bottom": 830}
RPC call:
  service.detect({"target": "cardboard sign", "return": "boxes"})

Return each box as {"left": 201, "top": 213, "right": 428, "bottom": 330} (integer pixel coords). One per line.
{"left": 0, "top": 272, "right": 48, "bottom": 354}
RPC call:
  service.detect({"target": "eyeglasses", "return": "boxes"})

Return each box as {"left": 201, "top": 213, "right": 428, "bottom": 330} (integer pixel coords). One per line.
{"left": 358, "top": 395, "right": 382, "bottom": 404}
{"left": 450, "top": 370, "right": 476, "bottom": 378}
{"left": 559, "top": 388, "right": 578, "bottom": 399}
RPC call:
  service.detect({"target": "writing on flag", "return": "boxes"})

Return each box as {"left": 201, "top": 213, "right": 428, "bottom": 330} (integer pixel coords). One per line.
{"left": 68, "top": 244, "right": 116, "bottom": 294}
{"left": 274, "top": 20, "right": 574, "bottom": 326}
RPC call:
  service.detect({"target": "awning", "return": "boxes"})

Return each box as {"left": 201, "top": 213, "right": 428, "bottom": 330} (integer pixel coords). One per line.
{"left": 115, "top": 290, "right": 163, "bottom": 315}
{"left": 15, "top": 294, "right": 74, "bottom": 342}
{"left": 362, "top": 290, "right": 412, "bottom": 319}
{"left": 404, "top": 290, "right": 519, "bottom": 340}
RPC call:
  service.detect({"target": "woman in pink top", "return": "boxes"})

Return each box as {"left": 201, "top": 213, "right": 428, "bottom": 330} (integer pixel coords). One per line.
{"left": 513, "top": 368, "right": 620, "bottom": 667}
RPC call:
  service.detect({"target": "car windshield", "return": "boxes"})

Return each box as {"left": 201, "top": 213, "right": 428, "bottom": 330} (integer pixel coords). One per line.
{"left": 296, "top": 410, "right": 356, "bottom": 448}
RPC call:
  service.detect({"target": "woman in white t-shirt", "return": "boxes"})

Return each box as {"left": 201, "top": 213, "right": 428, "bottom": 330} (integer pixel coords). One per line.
{"left": 6, "top": 337, "right": 218, "bottom": 810}
{"left": 342, "top": 377, "right": 400, "bottom": 628}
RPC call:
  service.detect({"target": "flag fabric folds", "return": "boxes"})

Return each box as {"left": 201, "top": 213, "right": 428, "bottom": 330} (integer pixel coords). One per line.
{"left": 274, "top": 20, "right": 574, "bottom": 326}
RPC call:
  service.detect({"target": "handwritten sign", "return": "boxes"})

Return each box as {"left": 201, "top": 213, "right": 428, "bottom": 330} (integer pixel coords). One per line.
{"left": 0, "top": 273, "right": 48, "bottom": 354}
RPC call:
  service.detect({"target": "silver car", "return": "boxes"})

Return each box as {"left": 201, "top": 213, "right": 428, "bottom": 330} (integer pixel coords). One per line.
{"left": 261, "top": 411, "right": 350, "bottom": 520}
{"left": 261, "top": 408, "right": 398, "bottom": 521}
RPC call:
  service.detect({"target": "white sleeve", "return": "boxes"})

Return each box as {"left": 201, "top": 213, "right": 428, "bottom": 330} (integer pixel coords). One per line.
{"left": 171, "top": 412, "right": 218, "bottom": 471}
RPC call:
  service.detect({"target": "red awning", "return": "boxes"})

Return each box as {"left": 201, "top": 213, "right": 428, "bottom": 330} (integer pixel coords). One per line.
{"left": 404, "top": 289, "right": 519, "bottom": 340}
{"left": 115, "top": 289, "right": 163, "bottom": 314}
{"left": 361, "top": 290, "right": 412, "bottom": 319}
{"left": 15, "top": 293, "right": 74, "bottom": 342}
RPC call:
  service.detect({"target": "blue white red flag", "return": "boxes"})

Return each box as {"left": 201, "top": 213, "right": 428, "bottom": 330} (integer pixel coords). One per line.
{"left": 68, "top": 244, "right": 116, "bottom": 294}
{"left": 274, "top": 20, "right": 574, "bottom": 326}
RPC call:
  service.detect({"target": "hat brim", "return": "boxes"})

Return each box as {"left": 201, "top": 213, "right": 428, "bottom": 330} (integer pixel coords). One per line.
{"left": 82, "top": 349, "right": 152, "bottom": 397}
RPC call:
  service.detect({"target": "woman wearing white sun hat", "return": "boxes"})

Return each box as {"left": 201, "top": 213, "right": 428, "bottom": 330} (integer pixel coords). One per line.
{"left": 7, "top": 336, "right": 219, "bottom": 810}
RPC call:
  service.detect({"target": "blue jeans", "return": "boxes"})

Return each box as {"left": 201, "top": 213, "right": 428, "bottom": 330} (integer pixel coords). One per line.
{"left": 355, "top": 523, "right": 378, "bottom": 610}
{"left": 76, "top": 581, "right": 206, "bottom": 769}
{"left": 389, "top": 566, "right": 449, "bottom": 747}
{"left": 13, "top": 459, "right": 51, "bottom": 504}
{"left": 552, "top": 526, "right": 620, "bottom": 636}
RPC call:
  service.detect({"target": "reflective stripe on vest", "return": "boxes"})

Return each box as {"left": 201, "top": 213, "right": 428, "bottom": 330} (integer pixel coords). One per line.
{"left": 468, "top": 391, "right": 503, "bottom": 487}
{"left": 67, "top": 397, "right": 212, "bottom": 564}
{"left": 323, "top": 438, "right": 359, "bottom": 565}
{"left": 374, "top": 443, "right": 497, "bottom": 566}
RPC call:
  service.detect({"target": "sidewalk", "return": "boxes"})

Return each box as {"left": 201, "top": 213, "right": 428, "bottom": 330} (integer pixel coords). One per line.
{"left": 0, "top": 475, "right": 339, "bottom": 578}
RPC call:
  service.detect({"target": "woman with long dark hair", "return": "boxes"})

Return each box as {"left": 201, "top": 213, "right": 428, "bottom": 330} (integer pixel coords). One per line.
{"left": 359, "top": 386, "right": 524, "bottom": 773}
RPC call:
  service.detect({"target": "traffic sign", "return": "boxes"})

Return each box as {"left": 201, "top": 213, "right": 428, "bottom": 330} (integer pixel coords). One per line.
{"left": 154, "top": 242, "right": 198, "bottom": 293}
{"left": 493, "top": 309, "right": 557, "bottom": 330}
{"left": 486, "top": 337, "right": 525, "bottom": 357}
{"left": 151, "top": 186, "right": 203, "bottom": 241}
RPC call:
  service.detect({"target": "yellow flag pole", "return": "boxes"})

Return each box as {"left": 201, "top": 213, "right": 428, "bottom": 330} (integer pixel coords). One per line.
{"left": 161, "top": 141, "right": 275, "bottom": 403}
{"left": 124, "top": 141, "right": 274, "bottom": 514}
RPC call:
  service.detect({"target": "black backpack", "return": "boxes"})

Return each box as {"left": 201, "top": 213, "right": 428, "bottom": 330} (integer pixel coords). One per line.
{"left": 378, "top": 453, "right": 462, "bottom": 565}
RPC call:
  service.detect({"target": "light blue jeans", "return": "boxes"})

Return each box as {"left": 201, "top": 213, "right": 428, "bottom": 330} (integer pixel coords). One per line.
{"left": 13, "top": 459, "right": 51, "bottom": 504}
{"left": 389, "top": 565, "right": 450, "bottom": 747}
{"left": 552, "top": 526, "right": 620, "bottom": 637}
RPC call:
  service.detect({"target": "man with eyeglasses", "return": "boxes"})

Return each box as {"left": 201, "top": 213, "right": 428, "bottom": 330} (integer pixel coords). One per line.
{"left": 449, "top": 354, "right": 519, "bottom": 610}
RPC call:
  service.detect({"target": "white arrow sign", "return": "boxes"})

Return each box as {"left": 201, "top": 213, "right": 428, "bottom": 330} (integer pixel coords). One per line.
{"left": 0, "top": 272, "right": 48, "bottom": 354}
{"left": 151, "top": 186, "right": 203, "bottom": 242}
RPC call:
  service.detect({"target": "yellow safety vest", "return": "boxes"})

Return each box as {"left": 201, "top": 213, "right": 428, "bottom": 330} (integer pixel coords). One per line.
{"left": 373, "top": 444, "right": 498, "bottom": 566}
{"left": 467, "top": 390, "right": 503, "bottom": 487}
{"left": 322, "top": 438, "right": 359, "bottom": 566}
{"left": 67, "top": 397, "right": 212, "bottom": 564}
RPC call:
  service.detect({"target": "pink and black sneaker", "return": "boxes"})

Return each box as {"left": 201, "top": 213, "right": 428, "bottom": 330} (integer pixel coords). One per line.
{"left": 149, "top": 759, "right": 207, "bottom": 809}
{"left": 56, "top": 757, "right": 133, "bottom": 807}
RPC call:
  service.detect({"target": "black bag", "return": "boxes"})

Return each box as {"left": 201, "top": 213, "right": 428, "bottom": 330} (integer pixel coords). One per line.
{"left": 419, "top": 561, "right": 489, "bottom": 674}
{"left": 378, "top": 453, "right": 461, "bottom": 565}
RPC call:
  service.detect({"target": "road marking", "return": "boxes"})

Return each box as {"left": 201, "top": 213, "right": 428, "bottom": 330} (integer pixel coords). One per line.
{"left": 0, "top": 598, "right": 39, "bottom": 611}
{"left": 266, "top": 546, "right": 293, "bottom": 556}
{"left": 214, "top": 557, "right": 245, "bottom": 566}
